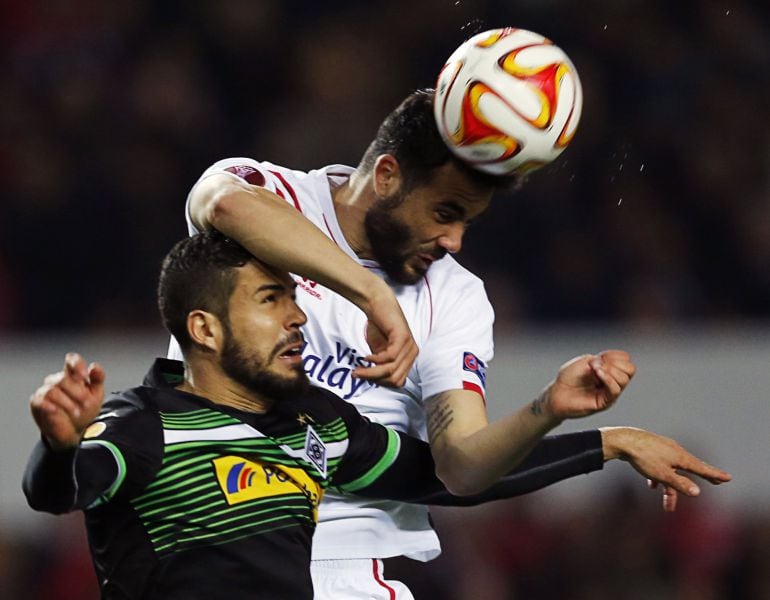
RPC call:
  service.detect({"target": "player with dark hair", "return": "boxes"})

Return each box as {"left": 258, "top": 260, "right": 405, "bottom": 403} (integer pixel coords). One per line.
{"left": 358, "top": 89, "right": 515, "bottom": 197}
{"left": 172, "top": 90, "right": 731, "bottom": 598}
{"left": 24, "top": 232, "right": 445, "bottom": 599}
{"left": 23, "top": 232, "right": 685, "bottom": 599}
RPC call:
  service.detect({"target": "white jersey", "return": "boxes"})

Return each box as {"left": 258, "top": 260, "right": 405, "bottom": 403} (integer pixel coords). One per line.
{"left": 170, "top": 157, "right": 494, "bottom": 561}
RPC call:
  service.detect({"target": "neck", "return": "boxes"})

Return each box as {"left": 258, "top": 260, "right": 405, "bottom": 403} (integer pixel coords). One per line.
{"left": 330, "top": 171, "right": 375, "bottom": 259}
{"left": 178, "top": 362, "right": 274, "bottom": 414}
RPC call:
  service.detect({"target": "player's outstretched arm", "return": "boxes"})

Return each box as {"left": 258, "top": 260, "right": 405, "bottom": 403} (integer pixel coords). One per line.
{"left": 412, "top": 430, "right": 604, "bottom": 506}
{"left": 426, "top": 350, "right": 636, "bottom": 496}
{"left": 338, "top": 429, "right": 604, "bottom": 506}
{"left": 29, "top": 353, "right": 105, "bottom": 450}
{"left": 600, "top": 427, "right": 732, "bottom": 512}
{"left": 189, "top": 174, "right": 417, "bottom": 387}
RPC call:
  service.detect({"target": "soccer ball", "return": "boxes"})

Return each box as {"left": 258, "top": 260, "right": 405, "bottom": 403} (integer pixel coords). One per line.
{"left": 434, "top": 27, "right": 583, "bottom": 176}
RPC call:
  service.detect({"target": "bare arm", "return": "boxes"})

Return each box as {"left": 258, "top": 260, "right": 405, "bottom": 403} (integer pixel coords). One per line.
{"left": 189, "top": 173, "right": 417, "bottom": 386}
{"left": 426, "top": 350, "right": 636, "bottom": 495}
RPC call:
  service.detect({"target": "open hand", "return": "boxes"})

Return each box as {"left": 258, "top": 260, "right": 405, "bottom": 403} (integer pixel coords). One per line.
{"left": 601, "top": 427, "right": 732, "bottom": 511}
{"left": 30, "top": 353, "right": 106, "bottom": 451}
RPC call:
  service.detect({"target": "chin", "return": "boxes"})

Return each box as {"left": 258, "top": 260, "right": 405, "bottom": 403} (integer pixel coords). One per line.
{"left": 389, "top": 270, "right": 422, "bottom": 286}
{"left": 403, "top": 262, "right": 429, "bottom": 284}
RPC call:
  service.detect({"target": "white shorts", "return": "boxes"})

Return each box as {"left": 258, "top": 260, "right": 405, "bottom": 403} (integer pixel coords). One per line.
{"left": 311, "top": 559, "right": 415, "bottom": 600}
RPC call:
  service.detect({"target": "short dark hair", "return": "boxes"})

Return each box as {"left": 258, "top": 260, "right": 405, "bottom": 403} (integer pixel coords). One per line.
{"left": 357, "top": 88, "right": 520, "bottom": 193}
{"left": 158, "top": 232, "right": 253, "bottom": 352}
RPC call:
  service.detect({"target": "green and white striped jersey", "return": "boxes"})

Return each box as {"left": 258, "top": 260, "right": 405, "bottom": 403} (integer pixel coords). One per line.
{"left": 25, "top": 358, "right": 440, "bottom": 599}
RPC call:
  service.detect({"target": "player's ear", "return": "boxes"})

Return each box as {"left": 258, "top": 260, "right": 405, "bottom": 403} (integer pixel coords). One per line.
{"left": 187, "top": 310, "right": 223, "bottom": 353}
{"left": 372, "top": 154, "right": 403, "bottom": 198}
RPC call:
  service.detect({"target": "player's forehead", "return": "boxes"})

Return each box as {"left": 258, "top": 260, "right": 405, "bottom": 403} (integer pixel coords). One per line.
{"left": 234, "top": 260, "right": 295, "bottom": 294}
{"left": 412, "top": 162, "right": 492, "bottom": 215}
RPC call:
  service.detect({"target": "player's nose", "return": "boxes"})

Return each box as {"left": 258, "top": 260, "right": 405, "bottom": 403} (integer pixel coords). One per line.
{"left": 287, "top": 301, "right": 307, "bottom": 328}
{"left": 437, "top": 224, "right": 464, "bottom": 254}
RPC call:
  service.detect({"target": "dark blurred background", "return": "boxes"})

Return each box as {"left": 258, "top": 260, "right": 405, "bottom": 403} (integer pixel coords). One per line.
{"left": 2, "top": 0, "right": 769, "bottom": 332}
{"left": 2, "top": 1, "right": 769, "bottom": 598}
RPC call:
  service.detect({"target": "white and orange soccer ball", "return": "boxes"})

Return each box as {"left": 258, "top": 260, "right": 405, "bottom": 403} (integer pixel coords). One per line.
{"left": 434, "top": 27, "right": 583, "bottom": 176}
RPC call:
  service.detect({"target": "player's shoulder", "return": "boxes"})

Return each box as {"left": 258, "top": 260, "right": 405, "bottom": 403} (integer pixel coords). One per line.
{"left": 202, "top": 158, "right": 352, "bottom": 183}
{"left": 198, "top": 158, "right": 299, "bottom": 184}
{"left": 291, "top": 386, "right": 360, "bottom": 426}
{"left": 80, "top": 387, "right": 162, "bottom": 450}
{"left": 201, "top": 157, "right": 333, "bottom": 183}
{"left": 96, "top": 386, "right": 159, "bottom": 424}
{"left": 96, "top": 357, "right": 189, "bottom": 420}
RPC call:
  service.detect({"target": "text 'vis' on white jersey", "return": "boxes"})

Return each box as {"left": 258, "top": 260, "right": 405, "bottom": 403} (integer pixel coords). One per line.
{"left": 169, "top": 157, "right": 495, "bottom": 561}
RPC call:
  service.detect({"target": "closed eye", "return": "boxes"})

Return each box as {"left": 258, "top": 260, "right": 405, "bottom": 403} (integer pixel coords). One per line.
{"left": 435, "top": 200, "right": 467, "bottom": 224}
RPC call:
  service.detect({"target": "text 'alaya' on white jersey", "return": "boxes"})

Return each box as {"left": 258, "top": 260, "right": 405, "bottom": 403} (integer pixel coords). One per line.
{"left": 169, "top": 157, "right": 495, "bottom": 561}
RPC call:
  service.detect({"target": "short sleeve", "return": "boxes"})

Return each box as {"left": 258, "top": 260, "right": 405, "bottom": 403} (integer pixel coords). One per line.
{"left": 184, "top": 157, "right": 286, "bottom": 235}
{"left": 417, "top": 274, "right": 494, "bottom": 402}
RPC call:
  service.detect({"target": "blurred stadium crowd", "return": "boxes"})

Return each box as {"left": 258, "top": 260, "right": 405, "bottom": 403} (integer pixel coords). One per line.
{"left": 1, "top": 0, "right": 769, "bottom": 332}
{"left": 2, "top": 1, "right": 769, "bottom": 598}
{"left": 4, "top": 487, "right": 769, "bottom": 599}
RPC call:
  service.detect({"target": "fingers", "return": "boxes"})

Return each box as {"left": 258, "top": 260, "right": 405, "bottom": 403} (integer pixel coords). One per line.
{"left": 355, "top": 339, "right": 417, "bottom": 387}
{"left": 30, "top": 382, "right": 60, "bottom": 417}
{"left": 591, "top": 351, "right": 635, "bottom": 387}
{"left": 621, "top": 429, "right": 732, "bottom": 512}
{"left": 641, "top": 449, "right": 726, "bottom": 497}
{"left": 41, "top": 384, "right": 85, "bottom": 419}
{"left": 88, "top": 362, "right": 107, "bottom": 395}
{"left": 662, "top": 486, "right": 679, "bottom": 512}
{"left": 29, "top": 354, "right": 105, "bottom": 450}
{"left": 659, "top": 471, "right": 701, "bottom": 497}
{"left": 648, "top": 476, "right": 683, "bottom": 512}
{"left": 645, "top": 480, "right": 679, "bottom": 512}
{"left": 595, "top": 361, "right": 633, "bottom": 389}
{"left": 589, "top": 359, "right": 622, "bottom": 398}
{"left": 598, "top": 350, "right": 635, "bottom": 376}
{"left": 587, "top": 350, "right": 637, "bottom": 408}
{"left": 353, "top": 363, "right": 403, "bottom": 387}
{"left": 651, "top": 463, "right": 730, "bottom": 511}
{"left": 358, "top": 323, "right": 418, "bottom": 388}
{"left": 64, "top": 352, "right": 88, "bottom": 383}
{"left": 680, "top": 457, "right": 732, "bottom": 485}
{"left": 32, "top": 354, "right": 101, "bottom": 420}
{"left": 56, "top": 365, "right": 91, "bottom": 408}
{"left": 643, "top": 471, "right": 697, "bottom": 513}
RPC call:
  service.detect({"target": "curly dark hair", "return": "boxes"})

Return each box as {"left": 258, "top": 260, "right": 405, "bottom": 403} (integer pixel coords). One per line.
{"left": 357, "top": 88, "right": 520, "bottom": 193}
{"left": 157, "top": 232, "right": 253, "bottom": 352}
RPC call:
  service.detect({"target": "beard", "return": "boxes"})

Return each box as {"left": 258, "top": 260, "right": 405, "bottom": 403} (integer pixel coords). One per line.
{"left": 364, "top": 193, "right": 427, "bottom": 285}
{"left": 220, "top": 328, "right": 309, "bottom": 403}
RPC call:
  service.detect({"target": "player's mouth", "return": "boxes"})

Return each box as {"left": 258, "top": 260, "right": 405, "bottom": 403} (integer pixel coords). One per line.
{"left": 416, "top": 250, "right": 444, "bottom": 271}
{"left": 276, "top": 336, "right": 305, "bottom": 365}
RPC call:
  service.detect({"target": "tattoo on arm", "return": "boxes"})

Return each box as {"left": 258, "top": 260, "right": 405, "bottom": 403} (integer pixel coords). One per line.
{"left": 426, "top": 394, "right": 454, "bottom": 442}
{"left": 530, "top": 391, "right": 549, "bottom": 416}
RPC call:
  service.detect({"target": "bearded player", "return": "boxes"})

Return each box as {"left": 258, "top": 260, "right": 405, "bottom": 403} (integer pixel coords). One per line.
{"left": 170, "top": 90, "right": 731, "bottom": 598}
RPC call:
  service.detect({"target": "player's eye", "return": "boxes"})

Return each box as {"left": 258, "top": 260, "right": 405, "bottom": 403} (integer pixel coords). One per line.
{"left": 261, "top": 293, "right": 277, "bottom": 304}
{"left": 435, "top": 209, "right": 453, "bottom": 223}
